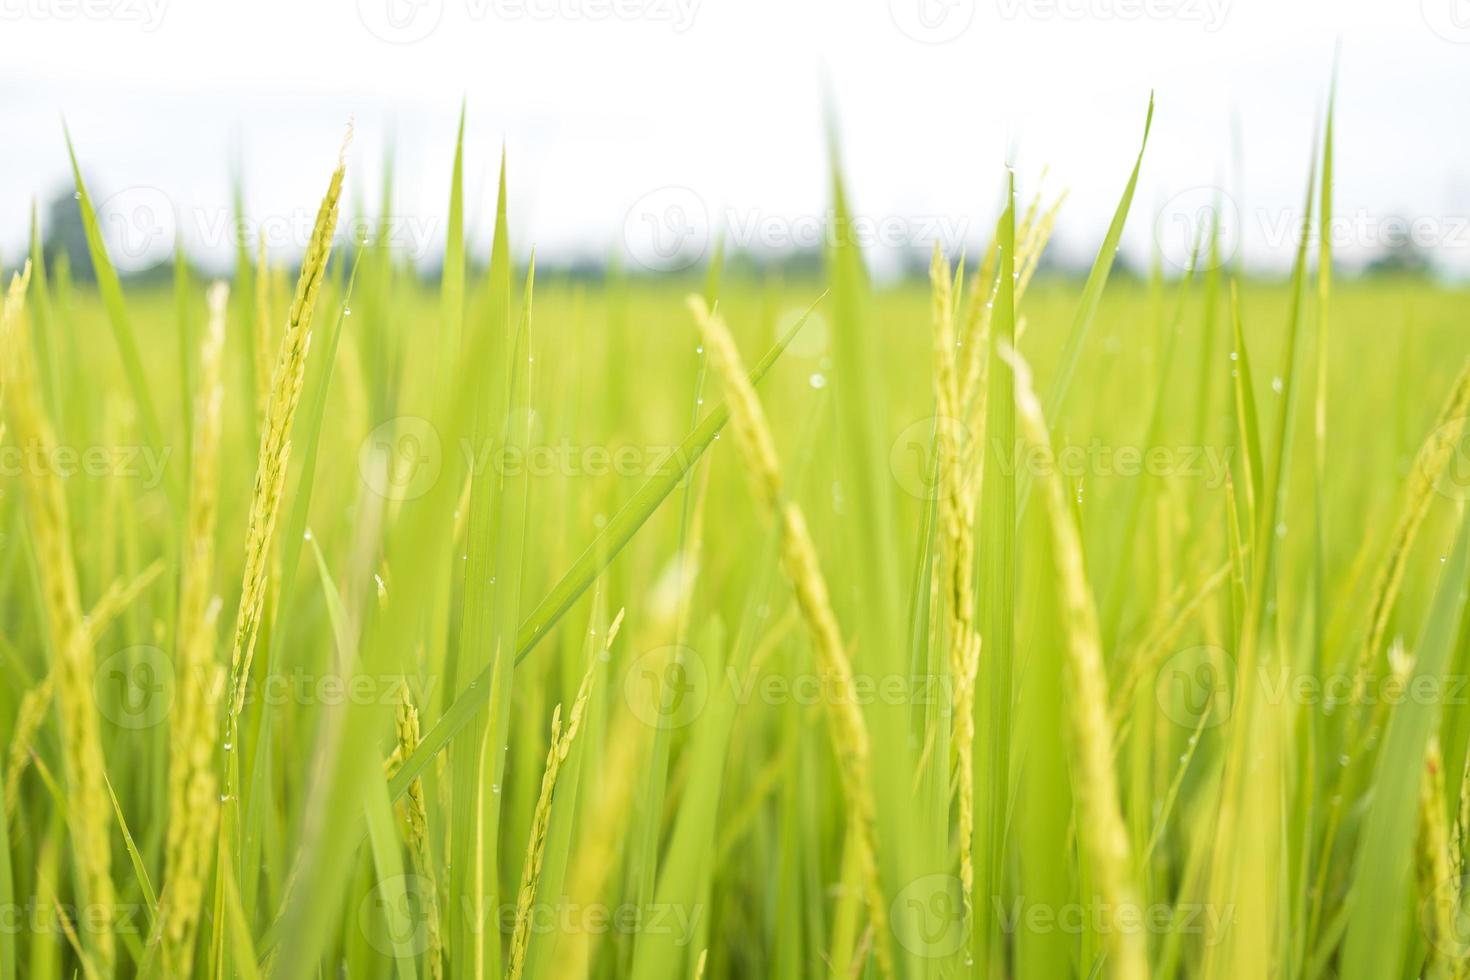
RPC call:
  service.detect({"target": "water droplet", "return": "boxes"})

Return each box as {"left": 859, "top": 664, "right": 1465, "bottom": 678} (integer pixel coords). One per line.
{"left": 1271, "top": 376, "right": 1284, "bottom": 394}
{"left": 1338, "top": 754, "right": 1350, "bottom": 767}
{"left": 303, "top": 529, "right": 313, "bottom": 541}
{"left": 695, "top": 345, "right": 704, "bottom": 354}
{"left": 808, "top": 372, "right": 827, "bottom": 389}
{"left": 343, "top": 306, "right": 352, "bottom": 316}
{"left": 1229, "top": 351, "right": 1239, "bottom": 361}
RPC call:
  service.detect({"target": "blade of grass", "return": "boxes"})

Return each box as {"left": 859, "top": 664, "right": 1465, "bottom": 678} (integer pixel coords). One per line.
{"left": 388, "top": 297, "right": 823, "bottom": 800}
{"left": 1339, "top": 510, "right": 1470, "bottom": 980}
{"left": 61, "top": 127, "right": 169, "bottom": 492}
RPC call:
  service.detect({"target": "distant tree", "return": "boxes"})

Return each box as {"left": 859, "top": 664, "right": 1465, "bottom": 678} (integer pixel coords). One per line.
{"left": 1365, "top": 214, "right": 1432, "bottom": 276}
{"left": 42, "top": 185, "right": 96, "bottom": 282}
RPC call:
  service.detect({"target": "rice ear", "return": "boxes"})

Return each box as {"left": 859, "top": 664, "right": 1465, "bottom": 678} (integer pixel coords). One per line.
{"left": 1003, "top": 340, "right": 1148, "bottom": 980}
{"left": 227, "top": 154, "right": 347, "bottom": 721}
{"left": 507, "top": 613, "right": 615, "bottom": 980}
{"left": 1, "top": 264, "right": 117, "bottom": 974}
{"left": 689, "top": 295, "right": 895, "bottom": 980}
{"left": 159, "top": 281, "right": 230, "bottom": 977}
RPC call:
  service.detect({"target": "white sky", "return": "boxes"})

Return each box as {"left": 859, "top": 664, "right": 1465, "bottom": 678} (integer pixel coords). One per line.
{"left": 1, "top": 0, "right": 1467, "bottom": 277}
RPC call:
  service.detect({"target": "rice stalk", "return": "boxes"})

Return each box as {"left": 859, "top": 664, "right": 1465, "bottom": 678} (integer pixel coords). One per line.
{"left": 1418, "top": 737, "right": 1457, "bottom": 980}
{"left": 928, "top": 244, "right": 983, "bottom": 927}
{"left": 226, "top": 144, "right": 347, "bottom": 721}
{"left": 4, "top": 559, "right": 163, "bottom": 866}
{"left": 550, "top": 708, "right": 643, "bottom": 980}
{"left": 1003, "top": 340, "right": 1148, "bottom": 980}
{"left": 689, "top": 295, "right": 895, "bottom": 980}
{"left": 1350, "top": 358, "right": 1470, "bottom": 711}
{"left": 934, "top": 193, "right": 1062, "bottom": 936}
{"left": 0, "top": 264, "right": 116, "bottom": 974}
{"left": 506, "top": 613, "right": 615, "bottom": 980}
{"left": 384, "top": 686, "right": 442, "bottom": 980}
{"left": 1309, "top": 358, "right": 1470, "bottom": 946}
{"left": 159, "top": 281, "right": 230, "bottom": 977}
{"left": 3, "top": 678, "right": 53, "bottom": 819}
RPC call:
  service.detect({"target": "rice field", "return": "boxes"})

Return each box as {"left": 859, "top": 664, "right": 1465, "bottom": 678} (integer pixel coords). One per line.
{"left": 4, "top": 94, "right": 1470, "bottom": 980}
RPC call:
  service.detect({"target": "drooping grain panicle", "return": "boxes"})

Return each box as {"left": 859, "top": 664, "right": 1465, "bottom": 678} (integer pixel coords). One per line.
{"left": 551, "top": 708, "right": 643, "bottom": 980}
{"left": 931, "top": 192, "right": 1061, "bottom": 926}
{"left": 384, "top": 685, "right": 442, "bottom": 980}
{"left": 160, "top": 281, "right": 230, "bottom": 978}
{"left": 1350, "top": 357, "right": 1470, "bottom": 713}
{"left": 1003, "top": 341, "right": 1148, "bottom": 980}
{"left": 1417, "top": 737, "right": 1458, "bottom": 979}
{"left": 227, "top": 146, "right": 347, "bottom": 720}
{"left": 507, "top": 618, "right": 613, "bottom": 980}
{"left": 4, "top": 559, "right": 164, "bottom": 816}
{"left": 689, "top": 295, "right": 895, "bottom": 980}
{"left": 928, "top": 243, "right": 983, "bottom": 926}
{"left": 3, "top": 678, "right": 53, "bottom": 816}
{"left": 0, "top": 264, "right": 117, "bottom": 975}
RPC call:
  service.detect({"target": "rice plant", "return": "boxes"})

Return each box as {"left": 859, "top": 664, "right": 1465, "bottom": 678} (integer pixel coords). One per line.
{"left": 5, "top": 83, "right": 1470, "bottom": 980}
